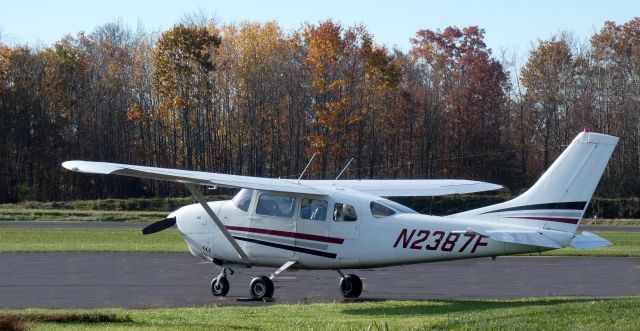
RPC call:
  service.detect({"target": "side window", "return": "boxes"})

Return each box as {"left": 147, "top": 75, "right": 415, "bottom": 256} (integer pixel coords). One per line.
{"left": 301, "top": 199, "right": 328, "bottom": 221}
{"left": 231, "top": 189, "right": 254, "bottom": 212}
{"left": 370, "top": 201, "right": 396, "bottom": 218}
{"left": 333, "top": 203, "right": 358, "bottom": 222}
{"left": 256, "top": 194, "right": 296, "bottom": 218}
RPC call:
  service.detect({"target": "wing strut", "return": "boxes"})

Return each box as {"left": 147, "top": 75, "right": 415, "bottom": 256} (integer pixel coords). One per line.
{"left": 185, "top": 183, "right": 250, "bottom": 264}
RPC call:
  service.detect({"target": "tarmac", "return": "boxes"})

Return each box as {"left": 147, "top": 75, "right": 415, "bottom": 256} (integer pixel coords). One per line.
{"left": 0, "top": 253, "right": 638, "bottom": 309}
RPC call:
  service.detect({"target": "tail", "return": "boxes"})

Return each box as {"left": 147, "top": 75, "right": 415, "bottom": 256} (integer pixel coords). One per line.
{"left": 452, "top": 130, "right": 618, "bottom": 234}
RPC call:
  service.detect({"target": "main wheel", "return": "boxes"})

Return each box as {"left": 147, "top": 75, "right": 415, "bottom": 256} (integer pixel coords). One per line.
{"left": 340, "top": 274, "right": 362, "bottom": 298}
{"left": 211, "top": 276, "right": 230, "bottom": 296}
{"left": 249, "top": 276, "right": 274, "bottom": 299}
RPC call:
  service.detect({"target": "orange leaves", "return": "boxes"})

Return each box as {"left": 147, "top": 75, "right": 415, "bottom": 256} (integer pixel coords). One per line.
{"left": 126, "top": 103, "right": 144, "bottom": 122}
{"left": 303, "top": 20, "right": 343, "bottom": 74}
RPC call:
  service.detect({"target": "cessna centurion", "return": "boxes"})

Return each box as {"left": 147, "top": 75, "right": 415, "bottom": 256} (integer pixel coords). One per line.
{"left": 63, "top": 130, "right": 616, "bottom": 300}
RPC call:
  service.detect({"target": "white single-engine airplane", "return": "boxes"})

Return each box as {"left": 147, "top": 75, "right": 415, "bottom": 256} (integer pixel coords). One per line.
{"left": 62, "top": 130, "right": 617, "bottom": 300}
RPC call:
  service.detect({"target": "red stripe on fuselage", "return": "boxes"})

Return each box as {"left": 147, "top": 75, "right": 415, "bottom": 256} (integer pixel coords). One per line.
{"left": 225, "top": 225, "right": 345, "bottom": 244}
{"left": 506, "top": 216, "right": 579, "bottom": 224}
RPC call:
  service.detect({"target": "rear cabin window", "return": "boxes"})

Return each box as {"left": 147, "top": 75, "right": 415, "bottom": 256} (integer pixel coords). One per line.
{"left": 370, "top": 201, "right": 396, "bottom": 218}
{"left": 333, "top": 203, "right": 358, "bottom": 222}
{"left": 256, "top": 194, "right": 296, "bottom": 218}
{"left": 301, "top": 199, "right": 328, "bottom": 221}
{"left": 231, "top": 189, "right": 254, "bottom": 212}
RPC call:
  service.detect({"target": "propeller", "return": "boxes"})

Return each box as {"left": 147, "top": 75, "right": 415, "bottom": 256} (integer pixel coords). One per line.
{"left": 142, "top": 217, "right": 176, "bottom": 235}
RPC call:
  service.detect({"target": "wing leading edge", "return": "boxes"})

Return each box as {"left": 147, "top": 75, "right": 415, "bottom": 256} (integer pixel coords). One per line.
{"left": 62, "top": 160, "right": 502, "bottom": 197}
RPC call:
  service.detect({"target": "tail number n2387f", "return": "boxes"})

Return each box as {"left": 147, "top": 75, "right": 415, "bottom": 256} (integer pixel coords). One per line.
{"left": 393, "top": 229, "right": 489, "bottom": 253}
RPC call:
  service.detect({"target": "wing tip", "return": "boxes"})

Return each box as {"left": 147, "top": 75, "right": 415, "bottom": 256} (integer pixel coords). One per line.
{"left": 61, "top": 161, "right": 80, "bottom": 171}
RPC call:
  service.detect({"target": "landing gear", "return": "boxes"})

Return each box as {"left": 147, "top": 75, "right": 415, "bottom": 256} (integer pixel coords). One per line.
{"left": 337, "top": 270, "right": 362, "bottom": 298}
{"left": 210, "top": 268, "right": 233, "bottom": 297}
{"left": 211, "top": 276, "right": 229, "bottom": 296}
{"left": 249, "top": 276, "right": 274, "bottom": 299}
{"left": 246, "top": 260, "right": 296, "bottom": 300}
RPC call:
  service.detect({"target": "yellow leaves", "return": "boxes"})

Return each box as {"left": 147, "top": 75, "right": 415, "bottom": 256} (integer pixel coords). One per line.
{"left": 521, "top": 38, "right": 572, "bottom": 95}
{"left": 107, "top": 61, "right": 123, "bottom": 78}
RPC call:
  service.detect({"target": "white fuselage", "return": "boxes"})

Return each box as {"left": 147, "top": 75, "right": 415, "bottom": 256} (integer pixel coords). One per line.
{"left": 172, "top": 188, "right": 571, "bottom": 270}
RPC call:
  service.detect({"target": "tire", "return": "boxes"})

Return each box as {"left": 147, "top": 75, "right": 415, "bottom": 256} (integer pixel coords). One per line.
{"left": 211, "top": 276, "right": 230, "bottom": 296}
{"left": 340, "top": 274, "right": 362, "bottom": 298}
{"left": 250, "top": 276, "right": 274, "bottom": 299}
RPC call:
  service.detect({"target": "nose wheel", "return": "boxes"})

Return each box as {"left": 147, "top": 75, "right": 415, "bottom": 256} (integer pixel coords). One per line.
{"left": 211, "top": 276, "right": 230, "bottom": 296}
{"left": 210, "top": 268, "right": 233, "bottom": 297}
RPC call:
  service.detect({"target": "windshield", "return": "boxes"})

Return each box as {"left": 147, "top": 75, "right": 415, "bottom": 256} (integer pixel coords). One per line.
{"left": 231, "top": 189, "right": 254, "bottom": 212}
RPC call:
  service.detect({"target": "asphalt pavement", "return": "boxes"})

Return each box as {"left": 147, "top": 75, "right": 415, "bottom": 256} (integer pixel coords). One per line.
{"left": 0, "top": 253, "right": 638, "bottom": 309}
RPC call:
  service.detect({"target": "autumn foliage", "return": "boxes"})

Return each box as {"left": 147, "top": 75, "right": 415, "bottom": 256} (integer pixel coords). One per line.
{"left": 1, "top": 18, "right": 640, "bottom": 202}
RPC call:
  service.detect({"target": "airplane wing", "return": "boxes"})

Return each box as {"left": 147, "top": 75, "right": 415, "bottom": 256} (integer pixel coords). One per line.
{"left": 62, "top": 160, "right": 324, "bottom": 195}
{"left": 62, "top": 160, "right": 501, "bottom": 197}
{"left": 301, "top": 179, "right": 502, "bottom": 197}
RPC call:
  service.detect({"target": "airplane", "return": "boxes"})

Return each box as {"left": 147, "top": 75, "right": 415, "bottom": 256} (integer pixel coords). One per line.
{"left": 62, "top": 130, "right": 617, "bottom": 300}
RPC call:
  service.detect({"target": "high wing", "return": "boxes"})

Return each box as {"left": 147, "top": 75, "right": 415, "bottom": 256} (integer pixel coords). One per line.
{"left": 61, "top": 160, "right": 501, "bottom": 197}
{"left": 62, "top": 160, "right": 323, "bottom": 194}
{"left": 301, "top": 179, "right": 502, "bottom": 197}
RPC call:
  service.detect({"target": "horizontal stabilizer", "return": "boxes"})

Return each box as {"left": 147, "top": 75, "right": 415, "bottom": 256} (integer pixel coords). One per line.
{"left": 570, "top": 231, "right": 612, "bottom": 250}
{"left": 466, "top": 227, "right": 562, "bottom": 249}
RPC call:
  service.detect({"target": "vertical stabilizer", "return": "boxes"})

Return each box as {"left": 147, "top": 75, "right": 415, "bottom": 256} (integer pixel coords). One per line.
{"left": 452, "top": 131, "right": 618, "bottom": 233}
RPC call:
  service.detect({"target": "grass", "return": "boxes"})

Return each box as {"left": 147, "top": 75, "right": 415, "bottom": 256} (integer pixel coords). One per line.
{"left": 0, "top": 196, "right": 230, "bottom": 212}
{"left": 0, "top": 209, "right": 168, "bottom": 222}
{"left": 0, "top": 228, "right": 187, "bottom": 253}
{"left": 581, "top": 218, "right": 640, "bottom": 226}
{"left": 0, "top": 297, "right": 638, "bottom": 330}
{"left": 0, "top": 228, "right": 639, "bottom": 256}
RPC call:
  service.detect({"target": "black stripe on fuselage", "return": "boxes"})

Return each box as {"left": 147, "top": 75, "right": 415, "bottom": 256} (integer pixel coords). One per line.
{"left": 481, "top": 201, "right": 587, "bottom": 214}
{"left": 233, "top": 236, "right": 337, "bottom": 259}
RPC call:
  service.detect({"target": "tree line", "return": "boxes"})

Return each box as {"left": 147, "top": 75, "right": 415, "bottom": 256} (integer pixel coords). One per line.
{"left": 1, "top": 17, "right": 639, "bottom": 202}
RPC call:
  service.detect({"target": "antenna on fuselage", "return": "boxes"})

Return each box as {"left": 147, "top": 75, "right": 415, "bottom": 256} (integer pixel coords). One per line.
{"left": 333, "top": 158, "right": 354, "bottom": 185}
{"left": 296, "top": 153, "right": 317, "bottom": 184}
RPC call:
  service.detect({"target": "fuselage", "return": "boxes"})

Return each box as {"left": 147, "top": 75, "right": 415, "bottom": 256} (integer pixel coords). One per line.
{"left": 170, "top": 188, "right": 573, "bottom": 270}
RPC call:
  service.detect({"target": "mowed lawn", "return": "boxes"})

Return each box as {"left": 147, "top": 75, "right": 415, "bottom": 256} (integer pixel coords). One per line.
{"left": 1, "top": 297, "right": 638, "bottom": 331}
{"left": 0, "top": 228, "right": 187, "bottom": 253}
{"left": 0, "top": 228, "right": 639, "bottom": 256}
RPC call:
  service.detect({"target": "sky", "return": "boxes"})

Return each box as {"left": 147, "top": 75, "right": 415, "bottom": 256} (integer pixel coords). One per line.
{"left": 1, "top": 0, "right": 638, "bottom": 56}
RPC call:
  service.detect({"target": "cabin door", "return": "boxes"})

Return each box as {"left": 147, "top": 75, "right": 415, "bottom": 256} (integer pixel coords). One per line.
{"left": 246, "top": 192, "right": 296, "bottom": 259}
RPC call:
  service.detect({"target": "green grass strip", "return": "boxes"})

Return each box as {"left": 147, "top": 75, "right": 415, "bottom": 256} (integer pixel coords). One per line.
{"left": 2, "top": 297, "right": 637, "bottom": 331}
{"left": 0, "top": 209, "right": 168, "bottom": 222}
{"left": 0, "top": 228, "right": 186, "bottom": 253}
{"left": 1, "top": 228, "right": 639, "bottom": 256}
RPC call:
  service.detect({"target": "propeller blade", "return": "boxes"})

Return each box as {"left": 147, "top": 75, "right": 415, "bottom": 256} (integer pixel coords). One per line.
{"left": 142, "top": 217, "right": 176, "bottom": 235}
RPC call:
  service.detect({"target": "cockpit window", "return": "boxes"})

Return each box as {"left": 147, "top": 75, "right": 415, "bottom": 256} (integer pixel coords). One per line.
{"left": 370, "top": 200, "right": 416, "bottom": 218}
{"left": 256, "top": 194, "right": 296, "bottom": 218}
{"left": 231, "top": 189, "right": 254, "bottom": 212}
{"left": 333, "top": 203, "right": 358, "bottom": 222}
{"left": 370, "top": 201, "right": 396, "bottom": 218}
{"left": 379, "top": 199, "right": 417, "bottom": 214}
